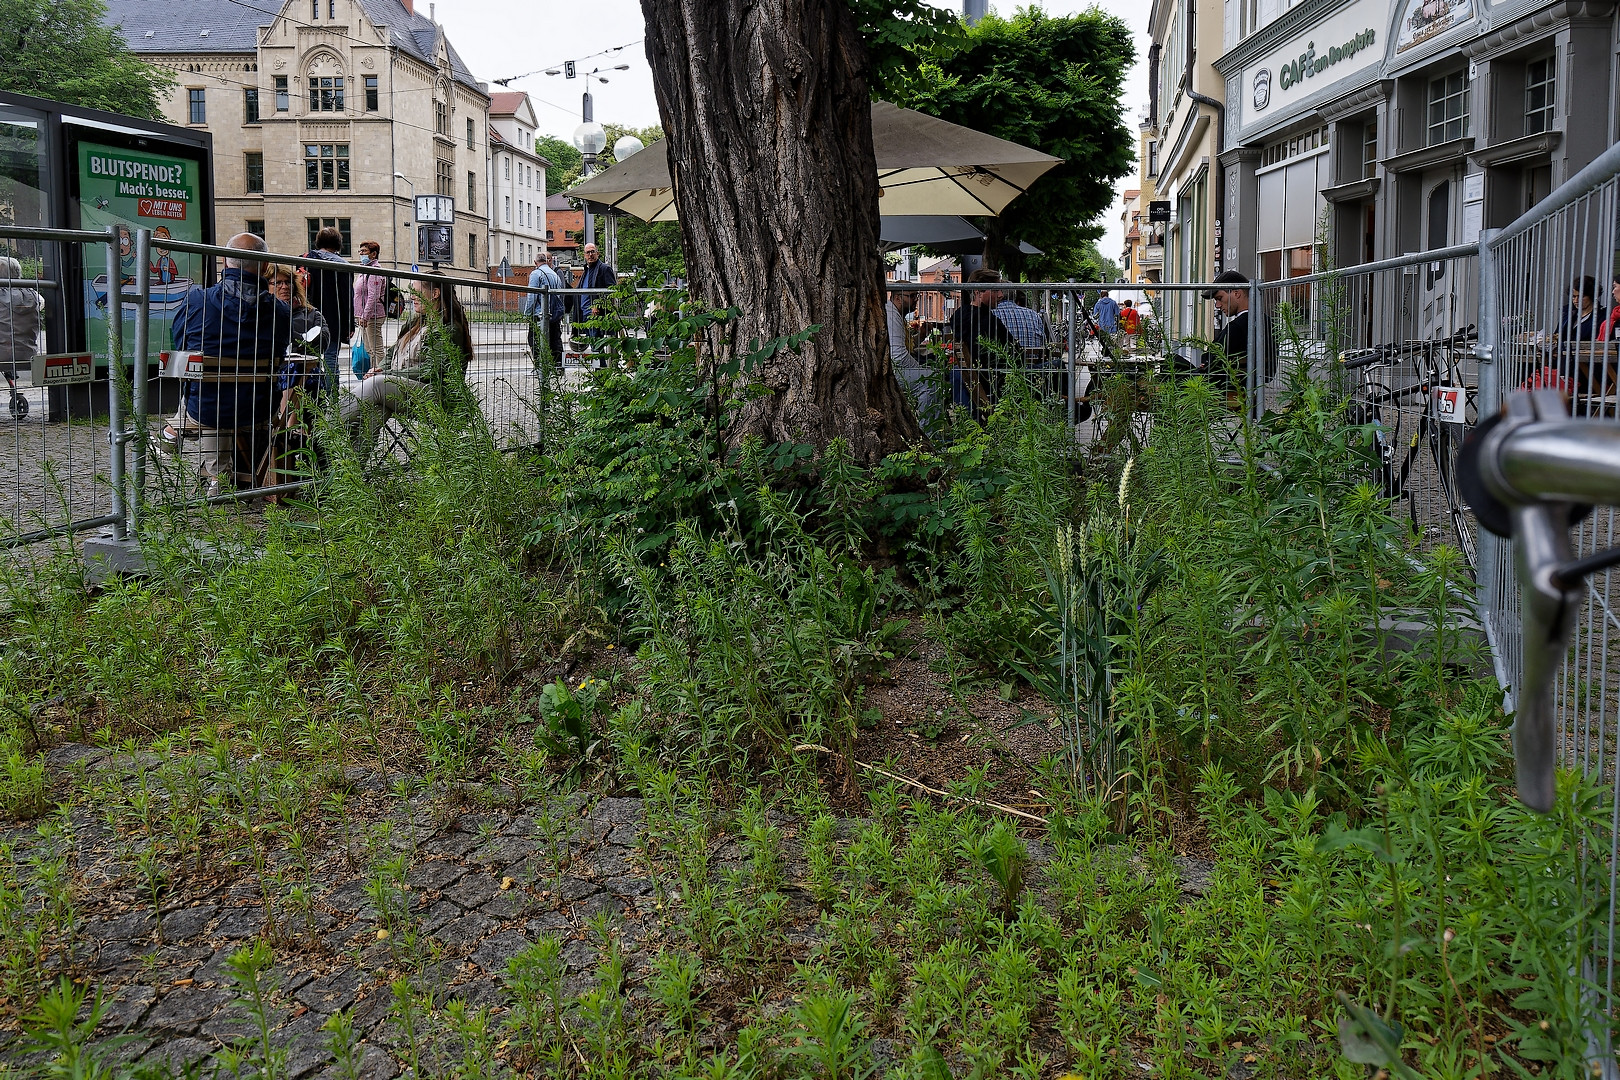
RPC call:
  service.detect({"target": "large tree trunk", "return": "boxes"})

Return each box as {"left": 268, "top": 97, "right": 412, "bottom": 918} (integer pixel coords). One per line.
{"left": 640, "top": 0, "right": 922, "bottom": 462}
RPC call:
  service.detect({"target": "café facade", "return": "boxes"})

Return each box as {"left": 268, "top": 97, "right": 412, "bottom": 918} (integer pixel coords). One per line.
{"left": 1213, "top": 0, "right": 1619, "bottom": 286}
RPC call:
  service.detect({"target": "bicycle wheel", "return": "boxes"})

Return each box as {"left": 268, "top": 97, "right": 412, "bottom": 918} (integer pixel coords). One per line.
{"left": 1432, "top": 390, "right": 1479, "bottom": 572}
{"left": 1350, "top": 379, "right": 1403, "bottom": 499}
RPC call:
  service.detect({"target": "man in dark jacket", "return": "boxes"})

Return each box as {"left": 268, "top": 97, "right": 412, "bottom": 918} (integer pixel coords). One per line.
{"left": 303, "top": 226, "right": 354, "bottom": 392}
{"left": 948, "top": 268, "right": 1018, "bottom": 417}
{"left": 169, "top": 233, "right": 292, "bottom": 493}
{"left": 573, "top": 242, "right": 616, "bottom": 334}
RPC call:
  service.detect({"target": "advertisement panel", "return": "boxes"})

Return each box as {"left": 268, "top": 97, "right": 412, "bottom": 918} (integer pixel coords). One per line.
{"left": 76, "top": 141, "right": 204, "bottom": 368}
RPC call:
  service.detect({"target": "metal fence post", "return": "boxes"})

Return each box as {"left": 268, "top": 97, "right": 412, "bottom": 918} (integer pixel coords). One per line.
{"left": 104, "top": 226, "right": 127, "bottom": 541}
{"left": 1247, "top": 280, "right": 1261, "bottom": 423}
{"left": 1066, "top": 281, "right": 1078, "bottom": 427}
{"left": 130, "top": 227, "right": 152, "bottom": 535}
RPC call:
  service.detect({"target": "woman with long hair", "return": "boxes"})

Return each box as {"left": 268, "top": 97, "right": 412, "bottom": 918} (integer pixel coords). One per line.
{"left": 340, "top": 271, "right": 474, "bottom": 456}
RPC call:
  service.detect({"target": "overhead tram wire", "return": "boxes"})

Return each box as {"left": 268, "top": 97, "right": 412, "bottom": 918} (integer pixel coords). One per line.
{"left": 491, "top": 39, "right": 644, "bottom": 88}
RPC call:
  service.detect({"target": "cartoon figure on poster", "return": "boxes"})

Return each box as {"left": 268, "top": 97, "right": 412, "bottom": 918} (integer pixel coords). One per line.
{"left": 150, "top": 226, "right": 179, "bottom": 285}
{"left": 1396, "top": 0, "right": 1474, "bottom": 52}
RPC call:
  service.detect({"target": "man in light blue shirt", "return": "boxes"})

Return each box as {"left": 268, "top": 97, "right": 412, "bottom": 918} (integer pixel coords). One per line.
{"left": 1093, "top": 289, "right": 1119, "bottom": 334}
{"left": 523, "top": 251, "right": 566, "bottom": 365}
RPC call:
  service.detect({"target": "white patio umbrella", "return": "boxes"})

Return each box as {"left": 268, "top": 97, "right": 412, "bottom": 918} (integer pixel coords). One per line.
{"left": 570, "top": 101, "right": 1061, "bottom": 223}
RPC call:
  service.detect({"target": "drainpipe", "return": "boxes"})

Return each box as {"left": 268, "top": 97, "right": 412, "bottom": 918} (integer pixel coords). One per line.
{"left": 1183, "top": 0, "right": 1226, "bottom": 274}
{"left": 1148, "top": 42, "right": 1161, "bottom": 129}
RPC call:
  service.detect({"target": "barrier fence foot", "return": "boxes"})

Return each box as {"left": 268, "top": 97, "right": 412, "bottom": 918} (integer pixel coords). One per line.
{"left": 82, "top": 528, "right": 147, "bottom": 584}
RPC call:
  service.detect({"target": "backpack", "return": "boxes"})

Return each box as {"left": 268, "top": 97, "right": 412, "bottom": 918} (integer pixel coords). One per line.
{"left": 384, "top": 281, "right": 404, "bottom": 318}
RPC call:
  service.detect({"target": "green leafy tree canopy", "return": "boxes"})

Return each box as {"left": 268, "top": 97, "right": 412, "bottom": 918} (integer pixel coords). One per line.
{"left": 887, "top": 7, "right": 1135, "bottom": 280}
{"left": 536, "top": 136, "right": 583, "bottom": 196}
{"left": 0, "top": 0, "right": 175, "bottom": 120}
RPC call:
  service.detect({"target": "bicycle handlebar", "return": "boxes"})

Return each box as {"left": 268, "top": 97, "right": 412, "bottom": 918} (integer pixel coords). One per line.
{"left": 1340, "top": 326, "right": 1478, "bottom": 370}
{"left": 1456, "top": 388, "right": 1620, "bottom": 811}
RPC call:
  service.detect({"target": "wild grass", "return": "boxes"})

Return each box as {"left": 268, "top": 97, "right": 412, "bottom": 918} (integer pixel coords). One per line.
{"left": 0, "top": 310, "right": 1611, "bottom": 1079}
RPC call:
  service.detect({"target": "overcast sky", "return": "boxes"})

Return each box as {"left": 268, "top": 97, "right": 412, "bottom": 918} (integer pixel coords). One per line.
{"left": 434, "top": 0, "right": 1152, "bottom": 265}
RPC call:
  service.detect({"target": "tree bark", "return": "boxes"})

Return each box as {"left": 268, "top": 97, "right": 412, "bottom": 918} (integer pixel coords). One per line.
{"left": 639, "top": 0, "right": 923, "bottom": 462}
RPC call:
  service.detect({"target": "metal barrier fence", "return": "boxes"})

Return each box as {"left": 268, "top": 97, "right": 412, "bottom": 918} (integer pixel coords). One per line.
{"left": 0, "top": 224, "right": 625, "bottom": 550}
{"left": 1473, "top": 141, "right": 1620, "bottom": 1065}
{"left": 1253, "top": 246, "right": 1483, "bottom": 569}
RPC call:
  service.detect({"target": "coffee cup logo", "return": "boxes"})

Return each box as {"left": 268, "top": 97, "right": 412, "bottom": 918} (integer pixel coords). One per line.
{"left": 1253, "top": 68, "right": 1272, "bottom": 110}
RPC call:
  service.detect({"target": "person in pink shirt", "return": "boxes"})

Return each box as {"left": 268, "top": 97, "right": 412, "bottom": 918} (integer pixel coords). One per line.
{"left": 352, "top": 240, "right": 387, "bottom": 375}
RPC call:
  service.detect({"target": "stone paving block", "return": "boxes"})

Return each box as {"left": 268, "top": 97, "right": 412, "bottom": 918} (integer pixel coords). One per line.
{"left": 468, "top": 834, "right": 530, "bottom": 870}
{"left": 45, "top": 742, "right": 108, "bottom": 770}
{"left": 97, "top": 983, "right": 158, "bottom": 1032}
{"left": 603, "top": 875, "right": 654, "bottom": 900}
{"left": 560, "top": 937, "right": 598, "bottom": 973}
{"left": 276, "top": 1008, "right": 337, "bottom": 1079}
{"left": 312, "top": 1042, "right": 399, "bottom": 1080}
{"left": 420, "top": 899, "right": 465, "bottom": 935}
{"left": 161, "top": 903, "right": 220, "bottom": 941}
{"left": 443, "top": 870, "right": 503, "bottom": 910}
{"left": 200, "top": 1007, "right": 263, "bottom": 1045}
{"left": 212, "top": 904, "right": 267, "bottom": 941}
{"left": 594, "top": 848, "right": 637, "bottom": 878}
{"left": 451, "top": 977, "right": 507, "bottom": 1011}
{"left": 556, "top": 877, "right": 600, "bottom": 903}
{"left": 481, "top": 887, "right": 530, "bottom": 920}
{"left": 432, "top": 909, "right": 498, "bottom": 949}
{"left": 526, "top": 910, "right": 572, "bottom": 936}
{"left": 85, "top": 909, "right": 158, "bottom": 946}
{"left": 571, "top": 891, "right": 621, "bottom": 922}
{"left": 141, "top": 1036, "right": 217, "bottom": 1073}
{"left": 145, "top": 986, "right": 233, "bottom": 1035}
{"left": 295, "top": 970, "right": 361, "bottom": 1015}
{"left": 405, "top": 858, "right": 465, "bottom": 894}
{"left": 426, "top": 829, "right": 485, "bottom": 857}
{"left": 469, "top": 928, "right": 534, "bottom": 975}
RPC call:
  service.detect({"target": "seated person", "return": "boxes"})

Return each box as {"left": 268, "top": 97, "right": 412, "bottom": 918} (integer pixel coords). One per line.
{"left": 166, "top": 233, "right": 292, "bottom": 494}
{"left": 1186, "top": 270, "right": 1254, "bottom": 401}
{"left": 1559, "top": 276, "right": 1607, "bottom": 342}
{"left": 949, "top": 269, "right": 1019, "bottom": 415}
{"left": 341, "top": 273, "right": 474, "bottom": 457}
{"left": 887, "top": 288, "right": 936, "bottom": 422}
{"left": 993, "top": 290, "right": 1051, "bottom": 349}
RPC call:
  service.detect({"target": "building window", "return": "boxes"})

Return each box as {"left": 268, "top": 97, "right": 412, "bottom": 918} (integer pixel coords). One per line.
{"left": 311, "top": 0, "right": 317, "bottom": 17}
{"left": 1525, "top": 56, "right": 1555, "bottom": 136}
{"left": 309, "top": 76, "right": 345, "bottom": 112}
{"left": 245, "top": 152, "right": 264, "bottom": 193}
{"left": 274, "top": 76, "right": 289, "bottom": 112}
{"left": 306, "top": 217, "right": 351, "bottom": 255}
{"left": 305, "top": 143, "right": 350, "bottom": 190}
{"left": 1427, "top": 71, "right": 1469, "bottom": 145}
{"left": 364, "top": 75, "right": 378, "bottom": 111}
{"left": 1362, "top": 118, "right": 1378, "bottom": 179}
{"left": 503, "top": 157, "right": 510, "bottom": 180}
{"left": 328, "top": 0, "right": 334, "bottom": 16}
{"left": 436, "top": 158, "right": 454, "bottom": 197}
{"left": 467, "top": 171, "right": 476, "bottom": 208}
{"left": 467, "top": 117, "right": 475, "bottom": 149}
{"left": 246, "top": 219, "right": 266, "bottom": 240}
{"left": 244, "top": 88, "right": 260, "bottom": 124}
{"left": 187, "top": 88, "right": 206, "bottom": 125}
{"left": 469, "top": 233, "right": 477, "bottom": 268}
{"left": 505, "top": 239, "right": 511, "bottom": 261}
{"left": 1261, "top": 125, "right": 1329, "bottom": 168}
{"left": 545, "top": 229, "right": 553, "bottom": 241}
{"left": 505, "top": 195, "right": 511, "bottom": 223}
{"left": 434, "top": 100, "right": 448, "bottom": 136}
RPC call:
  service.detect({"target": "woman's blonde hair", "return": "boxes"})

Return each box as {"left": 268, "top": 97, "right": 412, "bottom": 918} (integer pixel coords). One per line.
{"left": 265, "top": 263, "right": 309, "bottom": 307}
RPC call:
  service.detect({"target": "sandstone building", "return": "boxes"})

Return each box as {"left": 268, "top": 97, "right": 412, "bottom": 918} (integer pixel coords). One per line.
{"left": 105, "top": 0, "right": 491, "bottom": 275}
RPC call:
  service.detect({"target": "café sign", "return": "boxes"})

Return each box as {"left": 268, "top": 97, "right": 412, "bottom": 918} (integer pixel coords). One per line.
{"left": 1243, "top": 0, "right": 1387, "bottom": 122}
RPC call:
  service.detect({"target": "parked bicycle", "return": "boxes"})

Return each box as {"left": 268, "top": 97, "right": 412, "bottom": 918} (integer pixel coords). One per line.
{"left": 1340, "top": 326, "right": 1479, "bottom": 568}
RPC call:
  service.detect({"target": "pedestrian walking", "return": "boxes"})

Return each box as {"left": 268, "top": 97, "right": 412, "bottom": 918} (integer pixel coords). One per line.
{"left": 352, "top": 240, "right": 387, "bottom": 376}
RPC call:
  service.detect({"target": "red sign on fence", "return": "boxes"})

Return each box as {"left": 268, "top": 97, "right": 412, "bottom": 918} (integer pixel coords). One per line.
{"left": 136, "top": 198, "right": 188, "bottom": 221}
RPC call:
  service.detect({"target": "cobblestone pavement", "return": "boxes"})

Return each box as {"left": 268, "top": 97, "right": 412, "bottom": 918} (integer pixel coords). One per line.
{"left": 0, "top": 744, "right": 668, "bottom": 1078}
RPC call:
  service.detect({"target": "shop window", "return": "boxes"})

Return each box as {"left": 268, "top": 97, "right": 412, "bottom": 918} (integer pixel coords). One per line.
{"left": 274, "top": 76, "right": 289, "bottom": 112}
{"left": 1426, "top": 71, "right": 1469, "bottom": 145}
{"left": 1525, "top": 56, "right": 1555, "bottom": 136}
{"left": 187, "top": 89, "right": 206, "bottom": 125}
{"left": 243, "top": 88, "right": 259, "bottom": 125}
{"left": 245, "top": 152, "right": 264, "bottom": 193}
{"left": 364, "top": 75, "right": 378, "bottom": 111}
{"left": 1362, "top": 119, "right": 1377, "bottom": 180}
{"left": 306, "top": 218, "right": 352, "bottom": 255}
{"left": 1261, "top": 125, "right": 1329, "bottom": 169}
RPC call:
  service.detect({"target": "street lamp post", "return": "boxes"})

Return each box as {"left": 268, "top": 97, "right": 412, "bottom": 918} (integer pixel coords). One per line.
{"left": 393, "top": 172, "right": 416, "bottom": 269}
{"left": 573, "top": 93, "right": 607, "bottom": 249}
